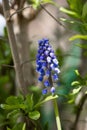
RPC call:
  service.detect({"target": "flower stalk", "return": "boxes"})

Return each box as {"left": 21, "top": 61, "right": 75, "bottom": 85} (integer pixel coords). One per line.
{"left": 53, "top": 98, "right": 62, "bottom": 130}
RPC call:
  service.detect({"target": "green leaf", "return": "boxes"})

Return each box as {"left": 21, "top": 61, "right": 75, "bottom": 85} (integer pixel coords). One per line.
{"left": 60, "top": 18, "right": 75, "bottom": 24}
{"left": 41, "top": 0, "right": 57, "bottom": 6}
{"left": 72, "top": 87, "right": 81, "bottom": 94}
{"left": 82, "top": 2, "right": 87, "bottom": 18}
{"left": 32, "top": 0, "right": 57, "bottom": 9}
{"left": 34, "top": 95, "right": 58, "bottom": 108}
{"left": 32, "top": 0, "right": 40, "bottom": 9}
{"left": 7, "top": 110, "right": 20, "bottom": 119}
{"left": 29, "top": 111, "right": 40, "bottom": 120}
{"left": 7, "top": 128, "right": 11, "bottom": 130}
{"left": 67, "top": 98, "right": 74, "bottom": 104}
{"left": 0, "top": 104, "right": 26, "bottom": 110}
{"left": 43, "top": 122, "right": 49, "bottom": 130}
{"left": 71, "top": 81, "right": 80, "bottom": 86}
{"left": 67, "top": 0, "right": 83, "bottom": 14}
{"left": 59, "top": 7, "right": 80, "bottom": 18}
{"left": 69, "top": 34, "right": 87, "bottom": 41}
{"left": 85, "top": 91, "right": 87, "bottom": 94}
{"left": 0, "top": 122, "right": 9, "bottom": 127}
{"left": 0, "top": 104, "right": 12, "bottom": 110}
{"left": 75, "top": 43, "right": 87, "bottom": 49}
{"left": 1, "top": 95, "right": 28, "bottom": 111}
{"left": 24, "top": 94, "right": 34, "bottom": 111}
{"left": 12, "top": 123, "right": 25, "bottom": 130}
{"left": 22, "top": 123, "right": 26, "bottom": 130}
{"left": 6, "top": 95, "right": 24, "bottom": 105}
{"left": 75, "top": 70, "right": 80, "bottom": 76}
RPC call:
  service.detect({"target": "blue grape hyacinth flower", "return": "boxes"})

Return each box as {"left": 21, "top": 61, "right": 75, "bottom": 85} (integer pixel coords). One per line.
{"left": 36, "top": 38, "right": 60, "bottom": 94}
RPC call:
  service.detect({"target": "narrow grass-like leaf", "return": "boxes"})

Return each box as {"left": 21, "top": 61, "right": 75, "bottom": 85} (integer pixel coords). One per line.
{"left": 60, "top": 7, "right": 80, "bottom": 18}
{"left": 22, "top": 123, "right": 26, "bottom": 130}
{"left": 34, "top": 95, "right": 58, "bottom": 108}
{"left": 71, "top": 81, "right": 80, "bottom": 86}
{"left": 69, "top": 35, "right": 87, "bottom": 41}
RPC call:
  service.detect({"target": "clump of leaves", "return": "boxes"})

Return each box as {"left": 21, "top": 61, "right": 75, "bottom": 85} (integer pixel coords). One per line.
{"left": 0, "top": 92, "right": 58, "bottom": 129}
{"left": 66, "top": 70, "right": 87, "bottom": 109}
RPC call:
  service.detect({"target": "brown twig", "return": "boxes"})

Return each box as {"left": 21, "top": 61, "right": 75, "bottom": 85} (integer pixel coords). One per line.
{"left": 0, "top": 3, "right": 4, "bottom": 15}
{"left": 9, "top": 0, "right": 16, "bottom": 9}
{"left": 21, "top": 58, "right": 35, "bottom": 68}
{"left": 19, "top": 0, "right": 26, "bottom": 8}
{"left": 40, "top": 4, "right": 75, "bottom": 34}
{"left": 8, "top": 5, "right": 31, "bottom": 20}
{"left": 40, "top": 4, "right": 66, "bottom": 28}
{"left": 8, "top": 3, "right": 67, "bottom": 29}
{"left": 2, "top": 64, "right": 14, "bottom": 68}
{"left": 71, "top": 94, "right": 87, "bottom": 130}
{"left": 15, "top": 0, "right": 20, "bottom": 9}
{"left": 6, "top": 2, "right": 73, "bottom": 33}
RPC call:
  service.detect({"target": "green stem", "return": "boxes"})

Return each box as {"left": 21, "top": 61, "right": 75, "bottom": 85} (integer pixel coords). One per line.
{"left": 53, "top": 99, "right": 62, "bottom": 130}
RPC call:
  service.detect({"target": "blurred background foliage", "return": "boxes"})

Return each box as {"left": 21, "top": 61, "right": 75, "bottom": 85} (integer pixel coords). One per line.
{"left": 0, "top": 0, "right": 87, "bottom": 130}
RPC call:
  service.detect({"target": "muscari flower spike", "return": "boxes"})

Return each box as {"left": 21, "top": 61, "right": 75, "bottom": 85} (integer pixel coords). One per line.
{"left": 36, "top": 38, "right": 60, "bottom": 95}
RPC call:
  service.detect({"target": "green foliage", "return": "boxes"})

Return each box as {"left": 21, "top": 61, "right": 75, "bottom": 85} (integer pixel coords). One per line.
{"left": 60, "top": 7, "right": 80, "bottom": 18}
{"left": 7, "top": 123, "right": 26, "bottom": 130}
{"left": 66, "top": 69, "right": 87, "bottom": 105}
{"left": 0, "top": 93, "right": 58, "bottom": 129}
{"left": 34, "top": 95, "right": 58, "bottom": 108}
{"left": 59, "top": 1, "right": 87, "bottom": 108}
{"left": 82, "top": 2, "right": 87, "bottom": 19}
{"left": 28, "top": 0, "right": 56, "bottom": 9}
{"left": 59, "top": 0, "right": 87, "bottom": 111}
{"left": 29, "top": 111, "right": 40, "bottom": 120}
{"left": 0, "top": 27, "right": 15, "bottom": 129}
{"left": 60, "top": 0, "right": 87, "bottom": 33}
{"left": 0, "top": 27, "right": 13, "bottom": 104}
{"left": 24, "top": 94, "right": 34, "bottom": 111}
{"left": 67, "top": 0, "right": 83, "bottom": 14}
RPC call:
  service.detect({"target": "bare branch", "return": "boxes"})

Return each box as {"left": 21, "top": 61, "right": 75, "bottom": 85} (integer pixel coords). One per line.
{"left": 40, "top": 4, "right": 75, "bottom": 34}
{"left": 0, "top": 3, "right": 4, "bottom": 15}
{"left": 15, "top": 0, "right": 26, "bottom": 9}
{"left": 21, "top": 59, "right": 35, "bottom": 68}
{"left": 71, "top": 94, "right": 87, "bottom": 130}
{"left": 9, "top": 0, "right": 17, "bottom": 9}
{"left": 8, "top": 5, "right": 31, "bottom": 20}
{"left": 40, "top": 4, "right": 65, "bottom": 28}
{"left": 2, "top": 64, "right": 14, "bottom": 68}
{"left": 19, "top": 0, "right": 26, "bottom": 8}
{"left": 15, "top": 0, "right": 21, "bottom": 8}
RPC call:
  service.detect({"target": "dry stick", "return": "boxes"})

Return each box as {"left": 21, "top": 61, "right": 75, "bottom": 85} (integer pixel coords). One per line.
{"left": 71, "top": 94, "right": 87, "bottom": 130}
{"left": 40, "top": 4, "right": 75, "bottom": 34}
{"left": 40, "top": 4, "right": 66, "bottom": 28}
{"left": 2, "top": 0, "right": 27, "bottom": 96}
{"left": 2, "top": 64, "right": 14, "bottom": 68}
{"left": 9, "top": 6, "right": 31, "bottom": 20}
{"left": 19, "top": 0, "right": 26, "bottom": 8}
{"left": 0, "top": 3, "right": 4, "bottom": 15}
